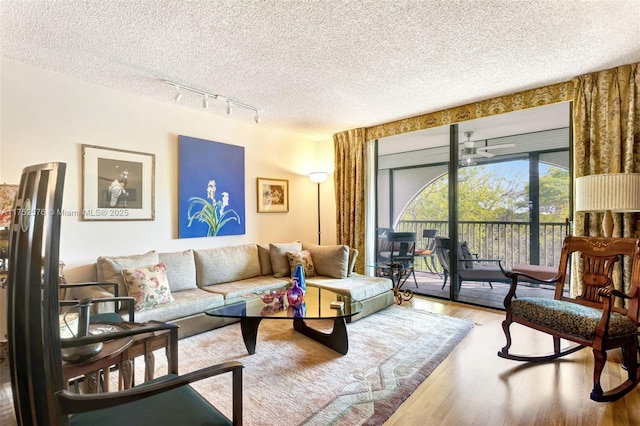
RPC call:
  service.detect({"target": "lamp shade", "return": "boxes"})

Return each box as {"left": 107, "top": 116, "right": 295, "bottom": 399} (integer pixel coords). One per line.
{"left": 308, "top": 172, "right": 328, "bottom": 184}
{"left": 575, "top": 173, "right": 640, "bottom": 212}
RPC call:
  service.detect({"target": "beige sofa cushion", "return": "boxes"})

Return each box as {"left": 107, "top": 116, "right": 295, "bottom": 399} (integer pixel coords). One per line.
{"left": 269, "top": 242, "right": 302, "bottom": 277}
{"left": 195, "top": 244, "right": 261, "bottom": 286}
{"left": 348, "top": 248, "right": 359, "bottom": 276}
{"left": 158, "top": 249, "right": 198, "bottom": 292}
{"left": 257, "top": 243, "right": 273, "bottom": 275}
{"left": 302, "top": 243, "right": 349, "bottom": 279}
{"left": 96, "top": 250, "right": 159, "bottom": 297}
{"left": 306, "top": 274, "right": 392, "bottom": 301}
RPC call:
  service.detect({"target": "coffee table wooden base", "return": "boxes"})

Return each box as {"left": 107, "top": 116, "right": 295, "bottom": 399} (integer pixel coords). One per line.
{"left": 239, "top": 316, "right": 349, "bottom": 355}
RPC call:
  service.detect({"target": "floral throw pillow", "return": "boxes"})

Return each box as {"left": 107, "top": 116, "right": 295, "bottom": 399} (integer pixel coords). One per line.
{"left": 121, "top": 263, "right": 174, "bottom": 312}
{"left": 286, "top": 250, "right": 317, "bottom": 277}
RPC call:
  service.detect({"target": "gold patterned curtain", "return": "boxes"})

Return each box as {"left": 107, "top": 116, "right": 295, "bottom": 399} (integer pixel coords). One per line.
{"left": 333, "top": 128, "right": 366, "bottom": 273}
{"left": 572, "top": 62, "right": 640, "bottom": 295}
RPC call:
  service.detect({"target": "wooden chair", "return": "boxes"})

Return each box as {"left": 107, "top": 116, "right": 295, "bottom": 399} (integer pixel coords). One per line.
{"left": 498, "top": 236, "right": 640, "bottom": 402}
{"left": 434, "top": 237, "right": 509, "bottom": 290}
{"left": 7, "top": 162, "right": 243, "bottom": 425}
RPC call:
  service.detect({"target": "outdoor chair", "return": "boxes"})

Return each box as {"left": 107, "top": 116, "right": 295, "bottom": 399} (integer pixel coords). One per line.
{"left": 7, "top": 162, "right": 244, "bottom": 425}
{"left": 434, "top": 236, "right": 510, "bottom": 290}
{"left": 414, "top": 229, "right": 440, "bottom": 277}
{"left": 379, "top": 231, "right": 418, "bottom": 287}
{"left": 498, "top": 236, "right": 640, "bottom": 402}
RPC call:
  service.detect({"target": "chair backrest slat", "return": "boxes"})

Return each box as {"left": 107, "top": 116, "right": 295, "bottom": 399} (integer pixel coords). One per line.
{"left": 8, "top": 162, "right": 67, "bottom": 426}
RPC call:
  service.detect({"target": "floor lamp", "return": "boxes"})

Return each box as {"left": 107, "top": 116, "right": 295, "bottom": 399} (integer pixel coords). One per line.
{"left": 309, "top": 172, "right": 328, "bottom": 245}
{"left": 575, "top": 173, "right": 640, "bottom": 237}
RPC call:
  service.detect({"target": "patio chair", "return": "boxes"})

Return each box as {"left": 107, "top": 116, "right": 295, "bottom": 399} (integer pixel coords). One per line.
{"left": 414, "top": 229, "right": 440, "bottom": 277}
{"left": 434, "top": 236, "right": 510, "bottom": 290}
{"left": 7, "top": 162, "right": 243, "bottom": 425}
{"left": 379, "top": 232, "right": 418, "bottom": 287}
{"left": 498, "top": 236, "right": 640, "bottom": 402}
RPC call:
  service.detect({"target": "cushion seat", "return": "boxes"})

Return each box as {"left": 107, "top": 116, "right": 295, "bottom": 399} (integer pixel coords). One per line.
{"left": 133, "top": 288, "right": 224, "bottom": 323}
{"left": 306, "top": 274, "right": 392, "bottom": 301}
{"left": 201, "top": 275, "right": 290, "bottom": 299}
{"left": 510, "top": 297, "right": 638, "bottom": 341}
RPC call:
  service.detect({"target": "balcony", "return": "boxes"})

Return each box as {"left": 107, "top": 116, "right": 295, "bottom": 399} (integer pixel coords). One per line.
{"left": 392, "top": 220, "right": 568, "bottom": 309}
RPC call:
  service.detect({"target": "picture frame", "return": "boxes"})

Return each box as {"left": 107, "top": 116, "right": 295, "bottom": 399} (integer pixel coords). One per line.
{"left": 82, "top": 144, "right": 155, "bottom": 221}
{"left": 257, "top": 177, "right": 289, "bottom": 213}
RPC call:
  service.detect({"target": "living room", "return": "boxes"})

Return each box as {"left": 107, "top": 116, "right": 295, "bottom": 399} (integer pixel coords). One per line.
{"left": 2, "top": 1, "right": 640, "bottom": 425}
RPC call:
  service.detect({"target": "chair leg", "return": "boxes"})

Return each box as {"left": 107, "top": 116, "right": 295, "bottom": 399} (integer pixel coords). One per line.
{"left": 412, "top": 268, "right": 418, "bottom": 288}
{"left": 590, "top": 347, "right": 607, "bottom": 400}
{"left": 498, "top": 318, "right": 513, "bottom": 356}
{"left": 429, "top": 255, "right": 442, "bottom": 277}
{"left": 441, "top": 271, "right": 449, "bottom": 289}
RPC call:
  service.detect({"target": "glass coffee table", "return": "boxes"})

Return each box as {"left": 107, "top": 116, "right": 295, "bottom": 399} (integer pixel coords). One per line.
{"left": 204, "top": 285, "right": 362, "bottom": 355}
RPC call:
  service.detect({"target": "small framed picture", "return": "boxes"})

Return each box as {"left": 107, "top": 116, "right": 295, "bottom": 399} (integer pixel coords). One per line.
{"left": 82, "top": 144, "right": 155, "bottom": 221}
{"left": 257, "top": 178, "right": 289, "bottom": 213}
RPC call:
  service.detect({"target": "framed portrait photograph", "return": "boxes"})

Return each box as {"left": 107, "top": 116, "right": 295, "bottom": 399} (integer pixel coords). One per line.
{"left": 82, "top": 144, "right": 155, "bottom": 221}
{"left": 257, "top": 177, "right": 289, "bottom": 213}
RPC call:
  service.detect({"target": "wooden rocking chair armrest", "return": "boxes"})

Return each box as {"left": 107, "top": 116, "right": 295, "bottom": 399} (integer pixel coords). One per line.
{"left": 502, "top": 271, "right": 562, "bottom": 308}
{"left": 597, "top": 287, "right": 631, "bottom": 300}
{"left": 505, "top": 270, "right": 561, "bottom": 285}
{"left": 55, "top": 361, "right": 244, "bottom": 414}
{"left": 60, "top": 321, "right": 178, "bottom": 348}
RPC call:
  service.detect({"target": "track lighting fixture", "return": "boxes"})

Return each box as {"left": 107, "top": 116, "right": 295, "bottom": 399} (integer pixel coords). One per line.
{"left": 165, "top": 80, "right": 261, "bottom": 123}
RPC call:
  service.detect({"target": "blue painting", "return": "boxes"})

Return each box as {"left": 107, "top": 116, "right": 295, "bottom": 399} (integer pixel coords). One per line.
{"left": 178, "top": 136, "right": 245, "bottom": 238}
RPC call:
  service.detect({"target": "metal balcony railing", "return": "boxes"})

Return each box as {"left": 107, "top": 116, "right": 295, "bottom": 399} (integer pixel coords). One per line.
{"left": 397, "top": 220, "right": 567, "bottom": 271}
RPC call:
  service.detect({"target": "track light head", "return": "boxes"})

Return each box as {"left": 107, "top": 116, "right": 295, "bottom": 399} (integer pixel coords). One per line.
{"left": 202, "top": 94, "right": 209, "bottom": 109}
{"left": 173, "top": 85, "right": 182, "bottom": 102}
{"left": 226, "top": 101, "right": 232, "bottom": 115}
{"left": 254, "top": 111, "right": 261, "bottom": 124}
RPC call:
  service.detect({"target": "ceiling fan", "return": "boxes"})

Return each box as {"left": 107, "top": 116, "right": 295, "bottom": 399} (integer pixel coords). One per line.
{"left": 460, "top": 131, "right": 516, "bottom": 166}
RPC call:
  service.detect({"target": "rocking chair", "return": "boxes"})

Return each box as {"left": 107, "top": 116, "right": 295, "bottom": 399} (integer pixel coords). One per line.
{"left": 498, "top": 236, "right": 640, "bottom": 402}
{"left": 7, "top": 162, "right": 243, "bottom": 425}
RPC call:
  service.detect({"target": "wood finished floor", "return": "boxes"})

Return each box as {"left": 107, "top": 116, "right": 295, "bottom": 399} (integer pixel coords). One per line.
{"left": 2, "top": 296, "right": 639, "bottom": 425}
{"left": 385, "top": 296, "right": 640, "bottom": 426}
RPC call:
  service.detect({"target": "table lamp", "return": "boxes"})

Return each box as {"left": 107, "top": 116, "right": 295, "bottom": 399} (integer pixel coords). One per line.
{"left": 575, "top": 173, "right": 640, "bottom": 237}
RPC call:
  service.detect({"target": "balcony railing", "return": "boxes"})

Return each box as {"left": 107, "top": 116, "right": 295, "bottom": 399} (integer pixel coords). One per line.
{"left": 397, "top": 220, "right": 567, "bottom": 270}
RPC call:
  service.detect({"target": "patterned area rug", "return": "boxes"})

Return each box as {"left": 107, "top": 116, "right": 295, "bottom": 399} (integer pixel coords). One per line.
{"left": 143, "top": 305, "right": 474, "bottom": 425}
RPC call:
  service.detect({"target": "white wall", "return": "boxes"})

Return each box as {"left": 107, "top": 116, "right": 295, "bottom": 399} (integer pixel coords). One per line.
{"left": 0, "top": 59, "right": 336, "bottom": 282}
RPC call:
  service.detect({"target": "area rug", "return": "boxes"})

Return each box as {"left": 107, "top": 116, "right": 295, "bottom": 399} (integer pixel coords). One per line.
{"left": 138, "top": 305, "right": 474, "bottom": 425}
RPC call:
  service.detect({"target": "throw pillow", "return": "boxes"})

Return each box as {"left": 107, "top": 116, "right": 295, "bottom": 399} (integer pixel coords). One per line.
{"left": 121, "top": 263, "right": 174, "bottom": 312}
{"left": 269, "top": 242, "right": 302, "bottom": 277}
{"left": 286, "top": 250, "right": 317, "bottom": 277}
{"left": 301, "top": 242, "right": 349, "bottom": 279}
{"left": 97, "top": 250, "right": 159, "bottom": 297}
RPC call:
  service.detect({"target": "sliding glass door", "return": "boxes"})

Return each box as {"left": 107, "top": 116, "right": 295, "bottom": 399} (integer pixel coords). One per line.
{"left": 375, "top": 103, "right": 571, "bottom": 309}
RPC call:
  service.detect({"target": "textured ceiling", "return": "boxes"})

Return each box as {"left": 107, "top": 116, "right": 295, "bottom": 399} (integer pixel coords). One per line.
{"left": 1, "top": 1, "right": 639, "bottom": 139}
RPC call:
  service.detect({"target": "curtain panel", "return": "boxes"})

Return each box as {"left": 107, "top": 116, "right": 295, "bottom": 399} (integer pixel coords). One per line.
{"left": 333, "top": 128, "right": 366, "bottom": 274}
{"left": 572, "top": 63, "right": 640, "bottom": 296}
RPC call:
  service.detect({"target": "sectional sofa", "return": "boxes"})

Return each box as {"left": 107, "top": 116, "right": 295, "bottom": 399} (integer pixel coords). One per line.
{"left": 68, "top": 241, "right": 394, "bottom": 338}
